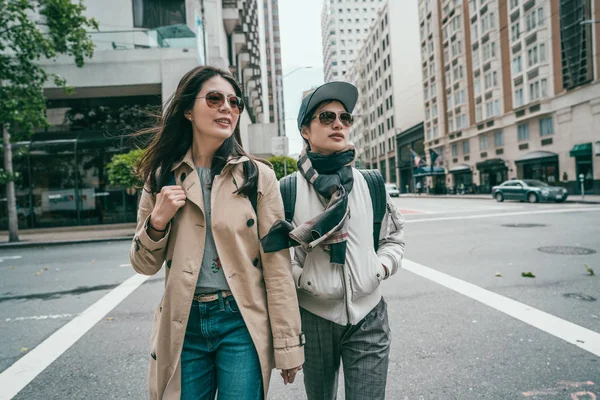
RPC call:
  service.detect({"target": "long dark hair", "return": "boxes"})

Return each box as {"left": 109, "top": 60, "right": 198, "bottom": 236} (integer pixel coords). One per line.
{"left": 136, "top": 65, "right": 257, "bottom": 197}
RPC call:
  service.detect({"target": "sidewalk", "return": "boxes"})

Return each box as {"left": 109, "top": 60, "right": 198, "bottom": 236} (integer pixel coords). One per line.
{"left": 0, "top": 223, "right": 136, "bottom": 249}
{"left": 398, "top": 193, "right": 600, "bottom": 204}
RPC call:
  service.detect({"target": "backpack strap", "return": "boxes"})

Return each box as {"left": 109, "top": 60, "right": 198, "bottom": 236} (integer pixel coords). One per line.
{"left": 279, "top": 172, "right": 297, "bottom": 223}
{"left": 358, "top": 169, "right": 386, "bottom": 251}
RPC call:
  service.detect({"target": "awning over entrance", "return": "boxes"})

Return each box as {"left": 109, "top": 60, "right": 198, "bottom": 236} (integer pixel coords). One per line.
{"left": 569, "top": 142, "right": 592, "bottom": 157}
{"left": 476, "top": 158, "right": 507, "bottom": 170}
{"left": 515, "top": 151, "right": 558, "bottom": 163}
{"left": 448, "top": 164, "right": 471, "bottom": 173}
{"left": 413, "top": 166, "right": 445, "bottom": 177}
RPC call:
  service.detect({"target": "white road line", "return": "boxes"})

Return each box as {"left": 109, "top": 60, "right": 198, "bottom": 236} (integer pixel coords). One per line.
{"left": 405, "top": 207, "right": 600, "bottom": 223}
{"left": 0, "top": 256, "right": 22, "bottom": 263}
{"left": 0, "top": 273, "right": 150, "bottom": 400}
{"left": 403, "top": 259, "right": 600, "bottom": 358}
{"left": 5, "top": 314, "right": 76, "bottom": 322}
{"left": 119, "top": 263, "right": 132, "bottom": 268}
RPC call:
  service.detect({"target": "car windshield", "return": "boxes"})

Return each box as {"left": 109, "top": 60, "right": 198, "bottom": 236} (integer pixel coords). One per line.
{"left": 523, "top": 180, "right": 549, "bottom": 187}
{"left": 385, "top": 184, "right": 397, "bottom": 190}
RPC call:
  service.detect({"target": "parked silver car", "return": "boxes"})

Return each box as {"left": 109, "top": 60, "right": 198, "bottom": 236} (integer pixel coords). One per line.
{"left": 492, "top": 179, "right": 568, "bottom": 203}
{"left": 385, "top": 183, "right": 400, "bottom": 197}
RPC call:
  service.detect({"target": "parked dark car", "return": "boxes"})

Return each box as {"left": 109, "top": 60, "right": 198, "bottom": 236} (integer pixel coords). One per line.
{"left": 492, "top": 179, "right": 568, "bottom": 203}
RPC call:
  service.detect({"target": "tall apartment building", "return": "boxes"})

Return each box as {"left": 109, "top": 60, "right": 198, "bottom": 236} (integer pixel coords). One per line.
{"left": 263, "top": 0, "right": 285, "bottom": 135}
{"left": 346, "top": 0, "right": 424, "bottom": 184}
{"left": 1, "top": 0, "right": 276, "bottom": 230}
{"left": 416, "top": 0, "right": 600, "bottom": 195}
{"left": 321, "top": 0, "right": 386, "bottom": 82}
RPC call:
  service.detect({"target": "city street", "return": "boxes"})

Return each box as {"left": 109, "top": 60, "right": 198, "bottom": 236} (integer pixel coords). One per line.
{"left": 0, "top": 198, "right": 599, "bottom": 399}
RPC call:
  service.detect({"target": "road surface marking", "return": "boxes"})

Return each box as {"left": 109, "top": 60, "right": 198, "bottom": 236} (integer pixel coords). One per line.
{"left": 0, "top": 273, "right": 150, "bottom": 400}
{"left": 398, "top": 209, "right": 427, "bottom": 215}
{"left": 405, "top": 207, "right": 600, "bottom": 223}
{"left": 5, "top": 313, "right": 76, "bottom": 322}
{"left": 403, "top": 259, "right": 600, "bottom": 358}
{"left": 0, "top": 256, "right": 22, "bottom": 263}
{"left": 119, "top": 263, "right": 132, "bottom": 268}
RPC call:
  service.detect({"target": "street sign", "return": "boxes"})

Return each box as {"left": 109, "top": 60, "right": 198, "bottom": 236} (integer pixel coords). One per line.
{"left": 271, "top": 136, "right": 289, "bottom": 156}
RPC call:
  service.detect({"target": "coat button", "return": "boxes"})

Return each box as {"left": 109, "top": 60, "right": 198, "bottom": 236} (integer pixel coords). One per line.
{"left": 247, "top": 218, "right": 255, "bottom": 227}
{"left": 180, "top": 172, "right": 187, "bottom": 182}
{"left": 151, "top": 352, "right": 156, "bottom": 360}
{"left": 307, "top": 281, "right": 311, "bottom": 286}
{"left": 252, "top": 258, "right": 259, "bottom": 267}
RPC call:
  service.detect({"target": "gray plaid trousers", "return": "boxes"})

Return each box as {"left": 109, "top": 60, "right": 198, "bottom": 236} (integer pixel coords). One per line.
{"left": 300, "top": 298, "right": 391, "bottom": 400}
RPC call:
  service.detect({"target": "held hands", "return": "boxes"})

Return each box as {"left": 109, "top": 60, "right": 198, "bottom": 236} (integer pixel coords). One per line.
{"left": 150, "top": 185, "right": 187, "bottom": 230}
{"left": 280, "top": 365, "right": 302, "bottom": 385}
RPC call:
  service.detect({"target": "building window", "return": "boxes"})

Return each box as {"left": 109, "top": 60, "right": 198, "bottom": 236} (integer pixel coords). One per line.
{"left": 484, "top": 71, "right": 497, "bottom": 90}
{"left": 512, "top": 55, "right": 522, "bottom": 74}
{"left": 517, "top": 123, "right": 529, "bottom": 141}
{"left": 494, "top": 131, "right": 504, "bottom": 147}
{"left": 462, "top": 140, "right": 470, "bottom": 154}
{"left": 479, "top": 134, "right": 488, "bottom": 150}
{"left": 510, "top": 0, "right": 519, "bottom": 9}
{"left": 132, "top": 0, "right": 186, "bottom": 29}
{"left": 452, "top": 143, "right": 458, "bottom": 157}
{"left": 540, "top": 117, "right": 553, "bottom": 136}
{"left": 511, "top": 22, "right": 520, "bottom": 42}
{"left": 476, "top": 105, "right": 483, "bottom": 122}
{"left": 514, "top": 87, "right": 524, "bottom": 107}
{"left": 529, "top": 80, "right": 540, "bottom": 100}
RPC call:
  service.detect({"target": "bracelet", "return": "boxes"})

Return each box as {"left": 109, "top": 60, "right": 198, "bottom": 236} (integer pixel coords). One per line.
{"left": 147, "top": 217, "right": 168, "bottom": 233}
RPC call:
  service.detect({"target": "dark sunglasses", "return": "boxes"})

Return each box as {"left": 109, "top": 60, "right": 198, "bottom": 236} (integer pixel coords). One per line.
{"left": 311, "top": 111, "right": 354, "bottom": 127}
{"left": 197, "top": 91, "right": 245, "bottom": 113}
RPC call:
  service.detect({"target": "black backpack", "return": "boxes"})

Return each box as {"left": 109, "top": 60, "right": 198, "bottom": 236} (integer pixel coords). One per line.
{"left": 279, "top": 169, "right": 386, "bottom": 251}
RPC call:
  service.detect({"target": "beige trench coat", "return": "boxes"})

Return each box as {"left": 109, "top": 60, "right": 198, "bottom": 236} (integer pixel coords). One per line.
{"left": 129, "top": 148, "right": 304, "bottom": 399}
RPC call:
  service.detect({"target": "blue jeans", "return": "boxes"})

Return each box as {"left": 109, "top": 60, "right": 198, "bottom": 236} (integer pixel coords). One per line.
{"left": 181, "top": 293, "right": 263, "bottom": 400}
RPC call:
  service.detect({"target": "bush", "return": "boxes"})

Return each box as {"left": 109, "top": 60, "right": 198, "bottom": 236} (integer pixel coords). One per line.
{"left": 106, "top": 149, "right": 145, "bottom": 189}
{"left": 267, "top": 156, "right": 298, "bottom": 180}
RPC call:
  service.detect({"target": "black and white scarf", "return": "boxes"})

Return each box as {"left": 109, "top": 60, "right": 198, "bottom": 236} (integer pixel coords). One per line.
{"left": 261, "top": 144, "right": 356, "bottom": 267}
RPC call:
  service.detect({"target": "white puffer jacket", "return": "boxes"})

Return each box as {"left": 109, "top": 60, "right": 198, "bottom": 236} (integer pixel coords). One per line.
{"left": 290, "top": 168, "right": 405, "bottom": 325}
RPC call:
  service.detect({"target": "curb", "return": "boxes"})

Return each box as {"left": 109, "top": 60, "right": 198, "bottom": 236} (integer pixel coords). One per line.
{"left": 396, "top": 195, "right": 600, "bottom": 204}
{"left": 0, "top": 236, "right": 133, "bottom": 249}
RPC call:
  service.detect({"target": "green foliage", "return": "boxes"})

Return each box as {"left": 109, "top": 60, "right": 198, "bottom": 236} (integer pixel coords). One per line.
{"left": 0, "top": 0, "right": 98, "bottom": 140}
{"left": 0, "top": 169, "right": 21, "bottom": 185}
{"left": 267, "top": 156, "right": 298, "bottom": 180}
{"left": 106, "top": 149, "right": 145, "bottom": 188}
{"left": 64, "top": 104, "right": 159, "bottom": 134}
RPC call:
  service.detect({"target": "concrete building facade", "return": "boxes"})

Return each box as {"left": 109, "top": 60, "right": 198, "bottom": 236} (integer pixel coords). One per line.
{"left": 0, "top": 0, "right": 280, "bottom": 230}
{"left": 416, "top": 0, "right": 600, "bottom": 195}
{"left": 346, "top": 0, "right": 425, "bottom": 185}
{"left": 321, "top": 0, "right": 386, "bottom": 82}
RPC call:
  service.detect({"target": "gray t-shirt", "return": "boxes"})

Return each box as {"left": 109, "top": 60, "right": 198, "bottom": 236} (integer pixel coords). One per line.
{"left": 195, "top": 167, "right": 230, "bottom": 293}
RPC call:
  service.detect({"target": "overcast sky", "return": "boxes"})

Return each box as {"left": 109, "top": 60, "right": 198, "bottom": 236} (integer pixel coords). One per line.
{"left": 278, "top": 0, "right": 325, "bottom": 155}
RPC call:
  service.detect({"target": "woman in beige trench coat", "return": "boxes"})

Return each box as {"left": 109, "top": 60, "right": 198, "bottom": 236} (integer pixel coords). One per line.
{"left": 129, "top": 65, "right": 304, "bottom": 400}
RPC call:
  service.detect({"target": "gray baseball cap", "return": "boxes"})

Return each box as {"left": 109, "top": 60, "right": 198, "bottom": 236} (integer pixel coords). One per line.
{"left": 297, "top": 82, "right": 359, "bottom": 130}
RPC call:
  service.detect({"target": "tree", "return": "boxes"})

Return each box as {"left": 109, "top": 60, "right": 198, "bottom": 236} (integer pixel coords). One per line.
{"left": 267, "top": 156, "right": 298, "bottom": 180}
{"left": 106, "top": 149, "right": 145, "bottom": 194}
{"left": 0, "top": 0, "right": 98, "bottom": 241}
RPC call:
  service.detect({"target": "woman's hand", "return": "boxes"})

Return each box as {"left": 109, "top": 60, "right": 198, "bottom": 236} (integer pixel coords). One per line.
{"left": 149, "top": 185, "right": 186, "bottom": 232}
{"left": 280, "top": 365, "right": 302, "bottom": 385}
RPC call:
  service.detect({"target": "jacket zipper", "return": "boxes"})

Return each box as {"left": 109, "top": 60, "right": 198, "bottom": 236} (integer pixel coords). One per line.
{"left": 340, "top": 264, "right": 351, "bottom": 324}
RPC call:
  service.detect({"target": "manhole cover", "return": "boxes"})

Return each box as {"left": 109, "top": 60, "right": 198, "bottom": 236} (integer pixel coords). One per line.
{"left": 564, "top": 293, "right": 597, "bottom": 302}
{"left": 538, "top": 246, "right": 597, "bottom": 255}
{"left": 502, "top": 224, "right": 546, "bottom": 228}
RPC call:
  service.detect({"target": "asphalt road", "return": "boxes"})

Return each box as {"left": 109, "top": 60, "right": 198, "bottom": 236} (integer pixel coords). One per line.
{"left": 0, "top": 198, "right": 599, "bottom": 400}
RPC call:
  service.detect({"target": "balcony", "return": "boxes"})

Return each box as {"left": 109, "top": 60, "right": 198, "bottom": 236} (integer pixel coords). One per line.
{"left": 232, "top": 31, "right": 246, "bottom": 54}
{"left": 222, "top": 0, "right": 242, "bottom": 34}
{"left": 89, "top": 25, "right": 196, "bottom": 51}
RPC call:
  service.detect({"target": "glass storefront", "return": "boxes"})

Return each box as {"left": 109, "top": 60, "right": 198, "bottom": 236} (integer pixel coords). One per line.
{"left": 477, "top": 159, "right": 508, "bottom": 194}
{"left": 0, "top": 131, "right": 138, "bottom": 230}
